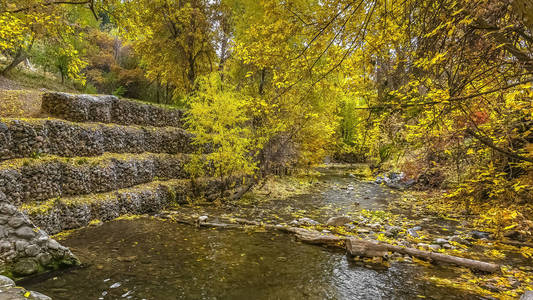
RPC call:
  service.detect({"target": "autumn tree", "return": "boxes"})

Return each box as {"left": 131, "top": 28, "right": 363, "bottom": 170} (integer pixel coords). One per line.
{"left": 112, "top": 0, "right": 223, "bottom": 99}
{"left": 0, "top": 1, "right": 90, "bottom": 81}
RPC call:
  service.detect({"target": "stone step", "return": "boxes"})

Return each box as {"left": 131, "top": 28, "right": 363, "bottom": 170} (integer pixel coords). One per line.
{"left": 0, "top": 153, "right": 192, "bottom": 206}
{"left": 42, "top": 92, "right": 185, "bottom": 128}
{"left": 0, "top": 118, "right": 197, "bottom": 161}
{"left": 22, "top": 177, "right": 241, "bottom": 235}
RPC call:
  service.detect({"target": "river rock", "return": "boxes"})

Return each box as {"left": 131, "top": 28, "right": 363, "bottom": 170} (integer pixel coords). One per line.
{"left": 434, "top": 238, "right": 448, "bottom": 245}
{"left": 407, "top": 228, "right": 419, "bottom": 238}
{"left": 428, "top": 244, "right": 441, "bottom": 251}
{"left": 385, "top": 225, "right": 401, "bottom": 236}
{"left": 8, "top": 217, "right": 26, "bottom": 228}
{"left": 25, "top": 245, "right": 41, "bottom": 256}
{"left": 416, "top": 243, "right": 430, "bottom": 250}
{"left": 12, "top": 258, "right": 39, "bottom": 276}
{"left": 520, "top": 291, "right": 533, "bottom": 300}
{"left": 470, "top": 230, "right": 490, "bottom": 239}
{"left": 374, "top": 172, "right": 415, "bottom": 189}
{"left": 442, "top": 243, "right": 453, "bottom": 249}
{"left": 47, "top": 239, "right": 60, "bottom": 250}
{"left": 15, "top": 240, "right": 29, "bottom": 252}
{"left": 0, "top": 275, "right": 15, "bottom": 287}
{"left": 29, "top": 291, "right": 52, "bottom": 300}
{"left": 15, "top": 226, "right": 35, "bottom": 239}
{"left": 368, "top": 223, "right": 381, "bottom": 230}
{"left": 297, "top": 218, "right": 319, "bottom": 226}
{"left": 326, "top": 216, "right": 352, "bottom": 226}
{"left": 345, "top": 224, "right": 356, "bottom": 230}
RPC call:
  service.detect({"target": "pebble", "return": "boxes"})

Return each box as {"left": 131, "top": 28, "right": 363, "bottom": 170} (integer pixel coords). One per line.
{"left": 110, "top": 282, "right": 121, "bottom": 289}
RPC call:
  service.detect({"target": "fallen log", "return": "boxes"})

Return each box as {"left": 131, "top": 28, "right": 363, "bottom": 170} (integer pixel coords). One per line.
{"left": 229, "top": 218, "right": 346, "bottom": 246}
{"left": 166, "top": 214, "right": 500, "bottom": 273}
{"left": 346, "top": 238, "right": 500, "bottom": 273}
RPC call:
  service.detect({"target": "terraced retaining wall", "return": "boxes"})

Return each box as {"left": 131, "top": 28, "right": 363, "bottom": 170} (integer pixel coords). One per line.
{"left": 0, "top": 192, "right": 79, "bottom": 278}
{"left": 0, "top": 118, "right": 195, "bottom": 161}
{"left": 0, "top": 153, "right": 190, "bottom": 206}
{"left": 24, "top": 177, "right": 241, "bottom": 235}
{"left": 42, "top": 92, "right": 185, "bottom": 128}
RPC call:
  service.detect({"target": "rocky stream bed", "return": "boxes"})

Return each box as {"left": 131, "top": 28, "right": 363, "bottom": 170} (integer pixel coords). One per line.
{"left": 21, "top": 165, "right": 533, "bottom": 299}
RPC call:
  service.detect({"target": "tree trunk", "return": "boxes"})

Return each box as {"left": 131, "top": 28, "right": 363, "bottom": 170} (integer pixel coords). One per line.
{"left": 259, "top": 68, "right": 266, "bottom": 95}
{"left": 0, "top": 49, "right": 26, "bottom": 76}
{"left": 346, "top": 238, "right": 500, "bottom": 273}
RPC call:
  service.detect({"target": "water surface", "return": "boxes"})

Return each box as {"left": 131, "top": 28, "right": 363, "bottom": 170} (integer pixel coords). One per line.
{"left": 27, "top": 217, "right": 473, "bottom": 300}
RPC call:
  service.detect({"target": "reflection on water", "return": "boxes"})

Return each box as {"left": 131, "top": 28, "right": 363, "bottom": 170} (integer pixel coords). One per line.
{"left": 26, "top": 218, "right": 474, "bottom": 300}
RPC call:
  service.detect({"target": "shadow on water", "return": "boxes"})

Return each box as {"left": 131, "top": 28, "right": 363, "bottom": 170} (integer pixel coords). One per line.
{"left": 26, "top": 218, "right": 476, "bottom": 300}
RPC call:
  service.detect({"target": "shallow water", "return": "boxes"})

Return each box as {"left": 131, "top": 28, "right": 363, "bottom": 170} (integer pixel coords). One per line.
{"left": 25, "top": 165, "right": 481, "bottom": 299}
{"left": 26, "top": 218, "right": 473, "bottom": 300}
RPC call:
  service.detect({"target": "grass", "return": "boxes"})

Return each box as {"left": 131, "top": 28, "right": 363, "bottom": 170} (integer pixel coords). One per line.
{"left": 0, "top": 63, "right": 78, "bottom": 92}
{"left": 0, "top": 89, "right": 43, "bottom": 118}
{"left": 0, "top": 65, "right": 79, "bottom": 118}
{"left": 0, "top": 152, "right": 188, "bottom": 172}
{"left": 0, "top": 64, "right": 185, "bottom": 120}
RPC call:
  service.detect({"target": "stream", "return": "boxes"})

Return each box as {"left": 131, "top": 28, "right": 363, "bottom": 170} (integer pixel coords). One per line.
{"left": 25, "top": 165, "right": 493, "bottom": 299}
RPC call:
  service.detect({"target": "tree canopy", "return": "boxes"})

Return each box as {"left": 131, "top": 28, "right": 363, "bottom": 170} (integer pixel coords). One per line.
{"left": 1, "top": 0, "right": 531, "bottom": 204}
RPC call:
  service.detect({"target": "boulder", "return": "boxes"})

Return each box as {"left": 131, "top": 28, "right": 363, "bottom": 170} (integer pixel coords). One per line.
{"left": 12, "top": 258, "right": 39, "bottom": 276}
{"left": 0, "top": 275, "right": 15, "bottom": 287}
{"left": 346, "top": 239, "right": 388, "bottom": 257}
